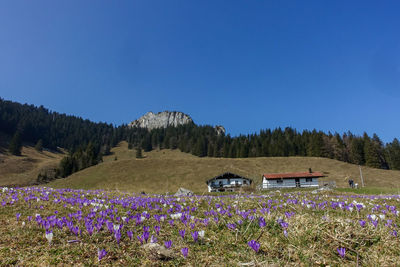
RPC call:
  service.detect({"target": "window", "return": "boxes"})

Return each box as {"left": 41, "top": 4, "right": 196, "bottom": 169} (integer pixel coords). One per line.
{"left": 243, "top": 180, "right": 247, "bottom": 185}
{"left": 306, "top": 178, "right": 312, "bottom": 182}
{"left": 276, "top": 179, "right": 283, "bottom": 184}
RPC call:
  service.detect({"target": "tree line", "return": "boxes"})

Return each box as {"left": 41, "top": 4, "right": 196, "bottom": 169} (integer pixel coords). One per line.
{"left": 127, "top": 125, "right": 400, "bottom": 170}
{"left": 1, "top": 98, "right": 400, "bottom": 181}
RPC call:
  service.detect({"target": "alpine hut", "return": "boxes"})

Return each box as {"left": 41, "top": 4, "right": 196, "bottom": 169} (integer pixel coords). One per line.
{"left": 206, "top": 172, "right": 253, "bottom": 192}
{"left": 262, "top": 169, "right": 325, "bottom": 189}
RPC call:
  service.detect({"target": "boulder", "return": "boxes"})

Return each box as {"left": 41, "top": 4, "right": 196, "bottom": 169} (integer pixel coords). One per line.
{"left": 142, "top": 243, "right": 175, "bottom": 260}
{"left": 174, "top": 187, "right": 193, "bottom": 197}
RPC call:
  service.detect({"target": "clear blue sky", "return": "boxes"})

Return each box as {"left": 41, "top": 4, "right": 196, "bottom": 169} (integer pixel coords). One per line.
{"left": 1, "top": 1, "right": 400, "bottom": 142}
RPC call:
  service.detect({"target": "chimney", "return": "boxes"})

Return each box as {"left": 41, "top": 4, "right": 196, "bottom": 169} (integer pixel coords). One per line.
{"left": 309, "top": 168, "right": 312, "bottom": 173}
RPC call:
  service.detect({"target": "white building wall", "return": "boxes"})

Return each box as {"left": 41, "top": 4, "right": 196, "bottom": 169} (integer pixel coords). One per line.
{"left": 208, "top": 178, "right": 250, "bottom": 192}
{"left": 262, "top": 177, "right": 319, "bottom": 189}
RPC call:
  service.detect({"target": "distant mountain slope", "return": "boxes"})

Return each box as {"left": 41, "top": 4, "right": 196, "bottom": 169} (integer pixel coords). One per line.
{"left": 47, "top": 141, "right": 400, "bottom": 193}
{"left": 0, "top": 145, "right": 64, "bottom": 186}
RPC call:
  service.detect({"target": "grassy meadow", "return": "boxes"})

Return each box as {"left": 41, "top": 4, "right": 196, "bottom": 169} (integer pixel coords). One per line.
{"left": 2, "top": 142, "right": 400, "bottom": 265}
{"left": 1, "top": 187, "right": 400, "bottom": 266}
{"left": 0, "top": 145, "right": 63, "bottom": 187}
{"left": 47, "top": 141, "right": 400, "bottom": 194}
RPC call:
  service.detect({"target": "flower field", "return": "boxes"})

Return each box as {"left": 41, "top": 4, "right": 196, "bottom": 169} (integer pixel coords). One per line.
{"left": 1, "top": 187, "right": 400, "bottom": 266}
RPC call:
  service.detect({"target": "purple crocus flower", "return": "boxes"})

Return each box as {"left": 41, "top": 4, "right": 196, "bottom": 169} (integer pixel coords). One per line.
{"left": 247, "top": 240, "right": 260, "bottom": 252}
{"left": 359, "top": 220, "right": 366, "bottom": 227}
{"left": 283, "top": 229, "right": 288, "bottom": 237}
{"left": 98, "top": 249, "right": 107, "bottom": 261}
{"left": 181, "top": 247, "right": 189, "bottom": 258}
{"left": 179, "top": 229, "right": 185, "bottom": 240}
{"left": 258, "top": 217, "right": 266, "bottom": 228}
{"left": 16, "top": 213, "right": 21, "bottom": 221}
{"left": 191, "top": 231, "right": 199, "bottom": 242}
{"left": 127, "top": 230, "right": 133, "bottom": 240}
{"left": 164, "top": 240, "right": 172, "bottom": 249}
{"left": 142, "top": 231, "right": 150, "bottom": 242}
{"left": 392, "top": 230, "right": 398, "bottom": 237}
{"left": 114, "top": 230, "right": 121, "bottom": 244}
{"left": 227, "top": 223, "right": 236, "bottom": 230}
{"left": 154, "top": 226, "right": 160, "bottom": 235}
{"left": 337, "top": 247, "right": 346, "bottom": 258}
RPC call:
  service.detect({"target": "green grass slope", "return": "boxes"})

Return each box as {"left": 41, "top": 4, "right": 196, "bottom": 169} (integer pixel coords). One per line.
{"left": 0, "top": 145, "right": 64, "bottom": 187}
{"left": 47, "top": 142, "right": 400, "bottom": 194}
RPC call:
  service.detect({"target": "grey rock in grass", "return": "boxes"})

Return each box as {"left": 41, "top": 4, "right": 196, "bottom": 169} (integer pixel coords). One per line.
{"left": 174, "top": 187, "right": 194, "bottom": 197}
{"left": 142, "top": 243, "right": 175, "bottom": 260}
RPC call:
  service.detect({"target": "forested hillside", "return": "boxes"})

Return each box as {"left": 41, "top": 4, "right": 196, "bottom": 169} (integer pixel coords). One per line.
{"left": 1, "top": 98, "right": 400, "bottom": 178}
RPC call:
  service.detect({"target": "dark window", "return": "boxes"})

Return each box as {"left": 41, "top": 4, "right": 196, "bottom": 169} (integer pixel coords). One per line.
{"left": 276, "top": 179, "right": 283, "bottom": 184}
{"left": 306, "top": 178, "right": 312, "bottom": 182}
{"left": 243, "top": 180, "right": 247, "bottom": 185}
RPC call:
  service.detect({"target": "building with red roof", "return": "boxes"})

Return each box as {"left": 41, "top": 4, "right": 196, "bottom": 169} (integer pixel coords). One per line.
{"left": 262, "top": 169, "right": 325, "bottom": 189}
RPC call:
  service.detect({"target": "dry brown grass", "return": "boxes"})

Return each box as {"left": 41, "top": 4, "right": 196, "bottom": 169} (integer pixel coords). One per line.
{"left": 47, "top": 141, "right": 400, "bottom": 194}
{"left": 0, "top": 146, "right": 64, "bottom": 186}
{"left": 1, "top": 187, "right": 399, "bottom": 266}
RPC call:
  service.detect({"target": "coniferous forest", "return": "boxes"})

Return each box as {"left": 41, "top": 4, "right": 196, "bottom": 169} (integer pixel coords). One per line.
{"left": 1, "top": 98, "right": 400, "bottom": 180}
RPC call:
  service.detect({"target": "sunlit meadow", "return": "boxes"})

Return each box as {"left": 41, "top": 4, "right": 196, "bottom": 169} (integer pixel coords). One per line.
{"left": 1, "top": 187, "right": 400, "bottom": 266}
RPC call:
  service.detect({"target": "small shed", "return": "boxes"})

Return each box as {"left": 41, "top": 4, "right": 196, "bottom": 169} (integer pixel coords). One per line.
{"left": 206, "top": 172, "right": 253, "bottom": 192}
{"left": 262, "top": 169, "right": 325, "bottom": 189}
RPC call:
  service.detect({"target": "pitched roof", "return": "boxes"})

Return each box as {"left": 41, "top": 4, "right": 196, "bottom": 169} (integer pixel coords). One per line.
{"left": 206, "top": 172, "right": 253, "bottom": 184}
{"left": 262, "top": 172, "right": 325, "bottom": 179}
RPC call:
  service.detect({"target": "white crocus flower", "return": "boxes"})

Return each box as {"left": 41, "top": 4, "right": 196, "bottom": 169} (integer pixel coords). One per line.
{"left": 45, "top": 232, "right": 53, "bottom": 244}
{"left": 198, "top": 230, "right": 205, "bottom": 238}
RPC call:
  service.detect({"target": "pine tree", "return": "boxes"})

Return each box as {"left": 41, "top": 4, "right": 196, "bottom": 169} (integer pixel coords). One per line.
{"left": 9, "top": 132, "right": 22, "bottom": 156}
{"left": 386, "top": 138, "right": 400, "bottom": 170}
{"left": 136, "top": 147, "right": 143, "bottom": 158}
{"left": 35, "top": 139, "right": 43, "bottom": 152}
{"left": 141, "top": 134, "right": 152, "bottom": 152}
{"left": 364, "top": 134, "right": 381, "bottom": 168}
{"left": 349, "top": 138, "right": 365, "bottom": 165}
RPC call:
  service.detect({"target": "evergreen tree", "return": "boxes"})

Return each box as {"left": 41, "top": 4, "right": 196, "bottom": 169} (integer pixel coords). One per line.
{"left": 9, "top": 132, "right": 22, "bottom": 156}
{"left": 136, "top": 147, "right": 143, "bottom": 158}
{"left": 141, "top": 134, "right": 152, "bottom": 152}
{"left": 364, "top": 133, "right": 382, "bottom": 168}
{"left": 350, "top": 138, "right": 365, "bottom": 165}
{"left": 193, "top": 137, "right": 207, "bottom": 157}
{"left": 35, "top": 139, "right": 43, "bottom": 152}
{"left": 386, "top": 138, "right": 400, "bottom": 170}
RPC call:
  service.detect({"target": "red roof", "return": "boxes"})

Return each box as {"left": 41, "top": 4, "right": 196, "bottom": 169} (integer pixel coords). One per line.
{"left": 262, "top": 172, "right": 325, "bottom": 179}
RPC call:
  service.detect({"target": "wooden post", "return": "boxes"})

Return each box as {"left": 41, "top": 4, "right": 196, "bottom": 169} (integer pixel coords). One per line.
{"left": 359, "top": 165, "right": 365, "bottom": 187}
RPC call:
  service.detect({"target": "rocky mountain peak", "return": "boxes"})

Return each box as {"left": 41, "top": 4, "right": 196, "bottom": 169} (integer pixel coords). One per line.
{"left": 214, "top": 125, "right": 226, "bottom": 136}
{"left": 129, "top": 111, "right": 193, "bottom": 130}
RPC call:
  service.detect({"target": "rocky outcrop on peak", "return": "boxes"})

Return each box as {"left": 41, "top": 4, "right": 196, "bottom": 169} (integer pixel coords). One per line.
{"left": 129, "top": 111, "right": 193, "bottom": 130}
{"left": 214, "top": 125, "right": 226, "bottom": 136}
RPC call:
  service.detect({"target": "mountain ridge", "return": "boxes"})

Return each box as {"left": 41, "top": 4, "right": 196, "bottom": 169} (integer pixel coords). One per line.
{"left": 128, "top": 111, "right": 193, "bottom": 130}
